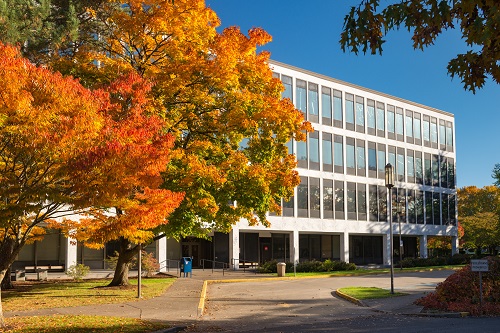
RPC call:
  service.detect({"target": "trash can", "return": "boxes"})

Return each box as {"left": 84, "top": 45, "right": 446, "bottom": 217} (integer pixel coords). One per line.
{"left": 180, "top": 257, "right": 192, "bottom": 277}
{"left": 277, "top": 262, "right": 286, "bottom": 277}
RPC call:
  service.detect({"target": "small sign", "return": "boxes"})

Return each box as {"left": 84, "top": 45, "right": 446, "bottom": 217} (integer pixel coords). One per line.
{"left": 471, "top": 259, "right": 489, "bottom": 272}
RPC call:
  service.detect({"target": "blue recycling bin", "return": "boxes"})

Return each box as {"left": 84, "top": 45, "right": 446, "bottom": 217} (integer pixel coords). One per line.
{"left": 180, "top": 257, "right": 192, "bottom": 277}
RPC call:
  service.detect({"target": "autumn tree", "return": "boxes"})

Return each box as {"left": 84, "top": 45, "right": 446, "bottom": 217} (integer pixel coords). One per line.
{"left": 340, "top": 0, "right": 500, "bottom": 92}
{"left": 457, "top": 186, "right": 500, "bottom": 254}
{"left": 2, "top": 0, "right": 310, "bottom": 286}
{"left": 0, "top": 43, "right": 108, "bottom": 326}
{"left": 52, "top": 0, "right": 309, "bottom": 284}
{"left": 54, "top": 73, "right": 184, "bottom": 286}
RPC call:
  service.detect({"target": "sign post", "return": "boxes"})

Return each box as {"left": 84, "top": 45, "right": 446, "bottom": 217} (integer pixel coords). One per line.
{"left": 471, "top": 259, "right": 489, "bottom": 310}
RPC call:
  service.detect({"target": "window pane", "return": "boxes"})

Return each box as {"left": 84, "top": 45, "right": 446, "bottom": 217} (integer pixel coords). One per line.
{"left": 369, "top": 185, "right": 378, "bottom": 221}
{"left": 309, "top": 136, "right": 319, "bottom": 164}
{"left": 296, "top": 80, "right": 307, "bottom": 115}
{"left": 397, "top": 153, "right": 405, "bottom": 177}
{"left": 345, "top": 95, "right": 354, "bottom": 125}
{"left": 334, "top": 141, "right": 343, "bottom": 167}
{"left": 356, "top": 101, "right": 365, "bottom": 126}
{"left": 446, "top": 126, "right": 453, "bottom": 147}
{"left": 430, "top": 122, "right": 438, "bottom": 143}
{"left": 333, "top": 95, "right": 342, "bottom": 121}
{"left": 376, "top": 106, "right": 385, "bottom": 131}
{"left": 439, "top": 123, "right": 446, "bottom": 145}
{"left": 407, "top": 156, "right": 415, "bottom": 177}
{"left": 414, "top": 118, "right": 421, "bottom": 139}
{"left": 347, "top": 184, "right": 356, "bottom": 216}
{"left": 346, "top": 143, "right": 355, "bottom": 168}
{"left": 335, "top": 181, "right": 345, "bottom": 218}
{"left": 415, "top": 155, "right": 423, "bottom": 182}
{"left": 377, "top": 150, "right": 386, "bottom": 173}
{"left": 367, "top": 105, "right": 375, "bottom": 129}
{"left": 282, "top": 75, "right": 293, "bottom": 100}
{"left": 297, "top": 141, "right": 307, "bottom": 163}
{"left": 387, "top": 110, "right": 395, "bottom": 133}
{"left": 406, "top": 115, "right": 413, "bottom": 137}
{"left": 357, "top": 145, "right": 365, "bottom": 169}
{"left": 321, "top": 89, "right": 332, "bottom": 120}
{"left": 297, "top": 177, "right": 308, "bottom": 217}
{"left": 323, "top": 137, "right": 333, "bottom": 165}
{"left": 308, "top": 83, "right": 319, "bottom": 116}
{"left": 423, "top": 119, "right": 430, "bottom": 141}
{"left": 323, "top": 180, "right": 334, "bottom": 218}
{"left": 396, "top": 113, "right": 404, "bottom": 135}
{"left": 368, "top": 148, "right": 377, "bottom": 171}
{"left": 310, "top": 178, "right": 320, "bottom": 217}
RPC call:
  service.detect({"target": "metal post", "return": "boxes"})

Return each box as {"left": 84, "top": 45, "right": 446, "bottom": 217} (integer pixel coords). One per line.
{"left": 398, "top": 204, "right": 403, "bottom": 271}
{"left": 388, "top": 192, "right": 394, "bottom": 294}
{"left": 137, "top": 244, "right": 142, "bottom": 298}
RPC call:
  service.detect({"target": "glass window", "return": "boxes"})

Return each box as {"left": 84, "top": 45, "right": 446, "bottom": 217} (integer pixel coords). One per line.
{"left": 283, "top": 195, "right": 294, "bottom": 217}
{"left": 347, "top": 182, "right": 356, "bottom": 220}
{"left": 377, "top": 148, "right": 386, "bottom": 175}
{"left": 356, "top": 97, "right": 365, "bottom": 128}
{"left": 345, "top": 94, "right": 354, "bottom": 127}
{"left": 387, "top": 107, "right": 395, "bottom": 134}
{"left": 310, "top": 177, "right": 320, "bottom": 218}
{"left": 432, "top": 155, "right": 439, "bottom": 187}
{"left": 448, "top": 158, "right": 455, "bottom": 188}
{"left": 407, "top": 155, "right": 414, "bottom": 177}
{"left": 296, "top": 140, "right": 307, "bottom": 164}
{"left": 297, "top": 176, "right": 308, "bottom": 217}
{"left": 396, "top": 112, "right": 404, "bottom": 136}
{"left": 282, "top": 75, "right": 293, "bottom": 100}
{"left": 439, "top": 121, "right": 446, "bottom": 146}
{"left": 367, "top": 100, "right": 375, "bottom": 131}
{"left": 423, "top": 117, "right": 430, "bottom": 142}
{"left": 378, "top": 186, "right": 387, "bottom": 221}
{"left": 334, "top": 135, "right": 344, "bottom": 171}
{"left": 308, "top": 83, "right": 319, "bottom": 122}
{"left": 346, "top": 140, "right": 355, "bottom": 169}
{"left": 397, "top": 151, "right": 405, "bottom": 180}
{"left": 333, "top": 90, "right": 343, "bottom": 126}
{"left": 415, "top": 153, "right": 423, "bottom": 184}
{"left": 446, "top": 122, "right": 453, "bottom": 148}
{"left": 406, "top": 113, "right": 413, "bottom": 138}
{"left": 430, "top": 120, "right": 438, "bottom": 144}
{"left": 414, "top": 116, "right": 421, "bottom": 140}
{"left": 323, "top": 179, "right": 334, "bottom": 219}
{"left": 424, "top": 154, "right": 432, "bottom": 186}
{"left": 388, "top": 148, "right": 396, "bottom": 170}
{"left": 357, "top": 183, "right": 367, "bottom": 220}
{"left": 335, "top": 181, "right": 345, "bottom": 219}
{"left": 322, "top": 133, "right": 333, "bottom": 171}
{"left": 433, "top": 192, "right": 440, "bottom": 225}
{"left": 321, "top": 87, "right": 332, "bottom": 125}
{"left": 356, "top": 141, "right": 365, "bottom": 173}
{"left": 369, "top": 185, "right": 378, "bottom": 221}
{"left": 309, "top": 132, "right": 320, "bottom": 170}
{"left": 415, "top": 190, "right": 424, "bottom": 224}
{"left": 296, "top": 79, "right": 307, "bottom": 116}
{"left": 286, "top": 139, "right": 293, "bottom": 155}
{"left": 368, "top": 147, "right": 377, "bottom": 171}
{"left": 376, "top": 103, "right": 385, "bottom": 132}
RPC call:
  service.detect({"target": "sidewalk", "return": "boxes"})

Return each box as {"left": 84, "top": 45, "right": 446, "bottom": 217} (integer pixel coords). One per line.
{"left": 5, "top": 269, "right": 454, "bottom": 329}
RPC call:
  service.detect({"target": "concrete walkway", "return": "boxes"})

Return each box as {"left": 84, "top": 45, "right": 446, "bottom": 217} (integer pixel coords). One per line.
{"left": 5, "top": 268, "right": 456, "bottom": 332}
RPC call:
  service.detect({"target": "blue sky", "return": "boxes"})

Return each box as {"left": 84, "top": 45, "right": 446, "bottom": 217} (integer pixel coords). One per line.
{"left": 207, "top": 1, "right": 500, "bottom": 188}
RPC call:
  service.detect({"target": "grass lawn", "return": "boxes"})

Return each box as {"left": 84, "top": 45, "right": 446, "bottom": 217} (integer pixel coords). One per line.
{"left": 2, "top": 277, "right": 175, "bottom": 312}
{"left": 338, "top": 287, "right": 406, "bottom": 299}
{"left": 1, "top": 315, "right": 169, "bottom": 333}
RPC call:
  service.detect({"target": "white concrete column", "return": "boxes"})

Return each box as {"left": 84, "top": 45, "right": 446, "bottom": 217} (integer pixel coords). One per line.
{"left": 451, "top": 236, "right": 459, "bottom": 255}
{"left": 290, "top": 230, "right": 299, "bottom": 264}
{"left": 65, "top": 236, "right": 78, "bottom": 269}
{"left": 340, "top": 232, "right": 349, "bottom": 263}
{"left": 156, "top": 235, "right": 167, "bottom": 272}
{"left": 420, "top": 235, "right": 428, "bottom": 258}
{"left": 229, "top": 226, "right": 239, "bottom": 270}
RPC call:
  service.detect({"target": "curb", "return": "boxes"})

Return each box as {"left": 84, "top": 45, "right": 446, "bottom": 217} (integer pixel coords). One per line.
{"left": 334, "top": 289, "right": 366, "bottom": 307}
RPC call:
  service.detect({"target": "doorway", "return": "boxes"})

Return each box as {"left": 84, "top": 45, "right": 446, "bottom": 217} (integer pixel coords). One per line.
{"left": 181, "top": 242, "right": 200, "bottom": 267}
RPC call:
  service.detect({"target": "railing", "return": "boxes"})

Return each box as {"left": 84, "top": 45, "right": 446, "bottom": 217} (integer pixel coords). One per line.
{"left": 200, "top": 259, "right": 229, "bottom": 276}
{"left": 231, "top": 258, "right": 258, "bottom": 273}
{"left": 158, "top": 259, "right": 180, "bottom": 276}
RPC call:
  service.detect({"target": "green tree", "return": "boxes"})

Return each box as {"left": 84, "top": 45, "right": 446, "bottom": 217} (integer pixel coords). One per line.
{"left": 493, "top": 163, "right": 500, "bottom": 187}
{"left": 340, "top": 0, "right": 500, "bottom": 92}
{"left": 457, "top": 186, "right": 500, "bottom": 253}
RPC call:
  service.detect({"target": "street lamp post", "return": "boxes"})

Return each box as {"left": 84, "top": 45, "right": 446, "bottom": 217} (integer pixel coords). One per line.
{"left": 385, "top": 163, "right": 395, "bottom": 294}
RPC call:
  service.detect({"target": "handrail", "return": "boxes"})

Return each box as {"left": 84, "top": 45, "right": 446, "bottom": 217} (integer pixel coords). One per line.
{"left": 231, "top": 258, "right": 258, "bottom": 273}
{"left": 200, "top": 259, "right": 229, "bottom": 276}
{"left": 158, "top": 259, "right": 180, "bottom": 276}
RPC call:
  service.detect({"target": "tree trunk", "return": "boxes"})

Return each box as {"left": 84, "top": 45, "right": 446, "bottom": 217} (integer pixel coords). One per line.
{"left": 108, "top": 237, "right": 138, "bottom": 286}
{"left": 1, "top": 267, "right": 13, "bottom": 290}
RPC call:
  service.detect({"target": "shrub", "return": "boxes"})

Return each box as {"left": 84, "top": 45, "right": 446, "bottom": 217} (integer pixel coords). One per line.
{"left": 415, "top": 256, "right": 500, "bottom": 316}
{"left": 66, "top": 264, "right": 90, "bottom": 280}
{"left": 258, "top": 259, "right": 356, "bottom": 273}
{"left": 141, "top": 250, "right": 160, "bottom": 277}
